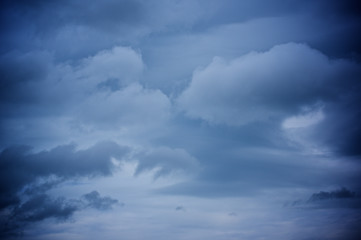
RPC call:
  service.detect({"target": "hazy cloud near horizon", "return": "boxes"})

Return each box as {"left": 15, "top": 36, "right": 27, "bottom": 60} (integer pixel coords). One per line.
{"left": 1, "top": 0, "right": 361, "bottom": 239}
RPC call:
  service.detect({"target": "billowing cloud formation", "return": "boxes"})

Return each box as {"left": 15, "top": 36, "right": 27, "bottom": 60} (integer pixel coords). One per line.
{"left": 0, "top": 45, "right": 144, "bottom": 115}
{"left": 179, "top": 43, "right": 361, "bottom": 155}
{"left": 0, "top": 45, "right": 171, "bottom": 147}
{"left": 179, "top": 43, "right": 357, "bottom": 125}
{"left": 1, "top": 0, "right": 361, "bottom": 239}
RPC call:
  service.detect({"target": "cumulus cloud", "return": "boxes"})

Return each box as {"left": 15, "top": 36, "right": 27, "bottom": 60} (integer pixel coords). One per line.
{"left": 178, "top": 43, "right": 361, "bottom": 155}
{"left": 0, "top": 45, "right": 172, "bottom": 148}
{"left": 179, "top": 43, "right": 345, "bottom": 125}
{"left": 44, "top": 45, "right": 145, "bottom": 105}
{"left": 58, "top": 46, "right": 170, "bottom": 131}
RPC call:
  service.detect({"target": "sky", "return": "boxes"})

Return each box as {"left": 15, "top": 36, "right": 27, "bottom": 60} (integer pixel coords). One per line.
{"left": 1, "top": 0, "right": 361, "bottom": 239}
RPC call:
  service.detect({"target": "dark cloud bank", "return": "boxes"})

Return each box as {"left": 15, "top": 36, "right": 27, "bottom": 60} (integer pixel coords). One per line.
{"left": 0, "top": 140, "right": 194, "bottom": 237}
{"left": 0, "top": 141, "right": 126, "bottom": 238}
{"left": 287, "top": 188, "right": 361, "bottom": 209}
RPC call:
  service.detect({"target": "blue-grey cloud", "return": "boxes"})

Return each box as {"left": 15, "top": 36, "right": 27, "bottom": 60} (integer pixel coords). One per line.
{"left": 0, "top": 194, "right": 79, "bottom": 238}
{"left": 287, "top": 188, "right": 361, "bottom": 210}
{"left": 134, "top": 146, "right": 199, "bottom": 179}
{"left": 178, "top": 43, "right": 357, "bottom": 125}
{"left": 0, "top": 45, "right": 171, "bottom": 148}
{"left": 0, "top": 141, "right": 128, "bottom": 210}
{"left": 82, "top": 191, "right": 119, "bottom": 211}
{"left": 309, "top": 188, "right": 357, "bottom": 202}
{"left": 178, "top": 43, "right": 361, "bottom": 156}
{"left": 1, "top": 0, "right": 361, "bottom": 239}
{"left": 0, "top": 190, "right": 119, "bottom": 238}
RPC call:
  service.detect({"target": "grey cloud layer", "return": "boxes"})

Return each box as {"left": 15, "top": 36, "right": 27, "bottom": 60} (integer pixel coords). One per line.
{"left": 1, "top": 0, "right": 361, "bottom": 239}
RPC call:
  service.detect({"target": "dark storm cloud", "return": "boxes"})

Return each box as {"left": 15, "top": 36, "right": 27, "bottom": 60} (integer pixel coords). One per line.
{"left": 1, "top": 191, "right": 119, "bottom": 238}
{"left": 0, "top": 194, "right": 79, "bottom": 238}
{"left": 9, "top": 194, "right": 79, "bottom": 222}
{"left": 0, "top": 139, "right": 126, "bottom": 237}
{"left": 309, "top": 188, "right": 357, "bottom": 202}
{"left": 288, "top": 188, "right": 361, "bottom": 209}
{"left": 0, "top": 141, "right": 128, "bottom": 210}
{"left": 82, "top": 191, "right": 119, "bottom": 210}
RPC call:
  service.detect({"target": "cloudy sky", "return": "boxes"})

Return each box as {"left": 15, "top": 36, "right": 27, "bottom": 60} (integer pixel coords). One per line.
{"left": 1, "top": 0, "right": 361, "bottom": 239}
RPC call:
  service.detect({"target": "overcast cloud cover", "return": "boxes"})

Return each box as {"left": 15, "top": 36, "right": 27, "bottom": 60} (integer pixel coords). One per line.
{"left": 1, "top": 0, "right": 361, "bottom": 239}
